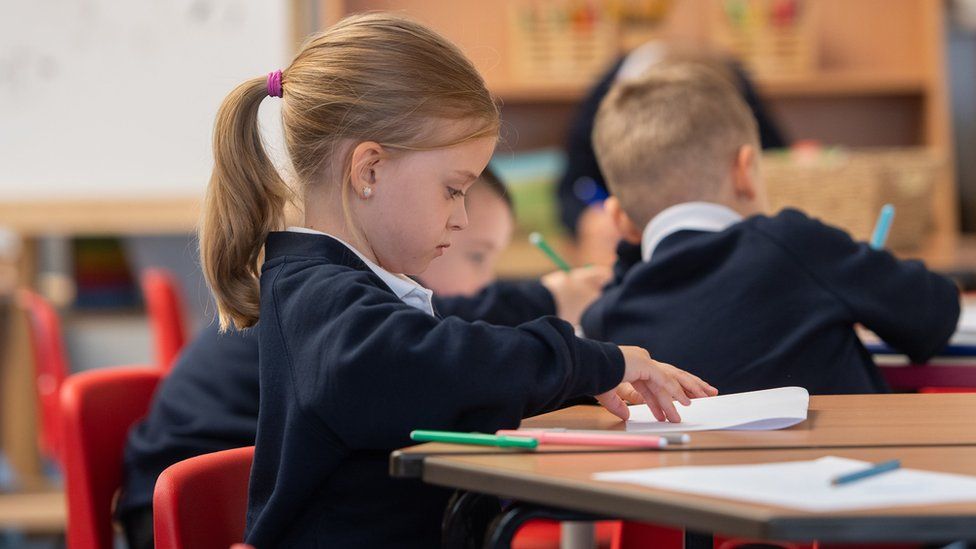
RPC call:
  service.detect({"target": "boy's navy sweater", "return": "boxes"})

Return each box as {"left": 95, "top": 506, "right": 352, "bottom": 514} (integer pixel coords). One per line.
{"left": 581, "top": 209, "right": 959, "bottom": 395}
{"left": 245, "top": 232, "right": 622, "bottom": 547}
{"left": 118, "top": 274, "right": 557, "bottom": 519}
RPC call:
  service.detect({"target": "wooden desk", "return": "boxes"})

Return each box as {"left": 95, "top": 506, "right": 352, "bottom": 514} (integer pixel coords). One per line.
{"left": 0, "top": 489, "right": 65, "bottom": 534}
{"left": 392, "top": 394, "right": 976, "bottom": 477}
{"left": 419, "top": 446, "right": 976, "bottom": 543}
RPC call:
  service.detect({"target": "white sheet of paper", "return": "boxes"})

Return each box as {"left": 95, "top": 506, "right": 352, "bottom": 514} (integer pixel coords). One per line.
{"left": 957, "top": 303, "right": 976, "bottom": 334}
{"left": 594, "top": 456, "right": 976, "bottom": 511}
{"left": 626, "top": 386, "right": 809, "bottom": 433}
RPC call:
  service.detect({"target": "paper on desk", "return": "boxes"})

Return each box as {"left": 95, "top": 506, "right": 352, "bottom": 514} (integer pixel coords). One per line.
{"left": 958, "top": 303, "right": 976, "bottom": 333}
{"left": 626, "top": 387, "right": 808, "bottom": 433}
{"left": 594, "top": 456, "right": 976, "bottom": 511}
{"left": 953, "top": 303, "right": 976, "bottom": 344}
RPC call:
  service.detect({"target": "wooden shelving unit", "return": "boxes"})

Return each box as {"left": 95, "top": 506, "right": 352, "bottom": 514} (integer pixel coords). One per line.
{"left": 313, "top": 0, "right": 958, "bottom": 274}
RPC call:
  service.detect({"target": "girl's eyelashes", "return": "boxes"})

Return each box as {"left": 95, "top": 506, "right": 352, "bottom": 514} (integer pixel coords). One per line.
{"left": 447, "top": 186, "right": 465, "bottom": 200}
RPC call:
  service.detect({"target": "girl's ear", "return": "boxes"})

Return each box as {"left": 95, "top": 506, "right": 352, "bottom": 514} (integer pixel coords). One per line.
{"left": 349, "top": 141, "right": 384, "bottom": 195}
{"left": 604, "top": 196, "right": 642, "bottom": 244}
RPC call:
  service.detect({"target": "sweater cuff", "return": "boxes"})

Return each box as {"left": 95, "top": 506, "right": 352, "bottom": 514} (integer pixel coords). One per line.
{"left": 574, "top": 338, "right": 625, "bottom": 396}
{"left": 910, "top": 278, "right": 961, "bottom": 363}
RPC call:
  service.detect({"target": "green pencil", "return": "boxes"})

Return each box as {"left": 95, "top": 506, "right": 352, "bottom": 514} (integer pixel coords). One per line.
{"left": 410, "top": 430, "right": 538, "bottom": 449}
{"left": 529, "top": 232, "right": 572, "bottom": 272}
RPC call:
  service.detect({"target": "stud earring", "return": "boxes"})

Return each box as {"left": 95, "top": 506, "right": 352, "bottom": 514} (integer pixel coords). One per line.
{"left": 362, "top": 186, "right": 373, "bottom": 199}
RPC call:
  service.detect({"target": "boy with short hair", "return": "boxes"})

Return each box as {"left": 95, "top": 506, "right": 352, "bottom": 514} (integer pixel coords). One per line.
{"left": 583, "top": 64, "right": 959, "bottom": 394}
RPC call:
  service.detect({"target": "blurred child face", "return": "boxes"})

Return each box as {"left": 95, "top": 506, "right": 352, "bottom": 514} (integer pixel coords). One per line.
{"left": 421, "top": 185, "right": 515, "bottom": 296}
{"left": 358, "top": 129, "right": 496, "bottom": 275}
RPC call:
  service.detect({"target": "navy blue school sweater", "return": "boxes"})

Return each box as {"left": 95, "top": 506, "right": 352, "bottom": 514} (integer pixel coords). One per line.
{"left": 117, "top": 280, "right": 556, "bottom": 519}
{"left": 117, "top": 322, "right": 259, "bottom": 518}
{"left": 581, "top": 209, "right": 959, "bottom": 395}
{"left": 246, "top": 231, "right": 620, "bottom": 548}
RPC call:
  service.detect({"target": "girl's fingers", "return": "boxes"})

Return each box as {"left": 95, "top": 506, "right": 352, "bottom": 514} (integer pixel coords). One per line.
{"left": 596, "top": 390, "right": 630, "bottom": 421}
{"left": 685, "top": 372, "right": 718, "bottom": 396}
{"left": 633, "top": 381, "right": 666, "bottom": 422}
{"left": 616, "top": 382, "right": 644, "bottom": 404}
{"left": 654, "top": 386, "right": 683, "bottom": 423}
{"left": 668, "top": 378, "right": 691, "bottom": 406}
{"left": 646, "top": 397, "right": 667, "bottom": 422}
{"left": 679, "top": 373, "right": 710, "bottom": 398}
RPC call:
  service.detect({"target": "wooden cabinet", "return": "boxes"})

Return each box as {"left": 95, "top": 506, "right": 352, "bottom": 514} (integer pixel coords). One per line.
{"left": 307, "top": 0, "right": 956, "bottom": 274}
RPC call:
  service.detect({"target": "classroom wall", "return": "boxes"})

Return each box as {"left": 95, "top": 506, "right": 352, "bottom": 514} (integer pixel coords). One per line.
{"left": 0, "top": 0, "right": 290, "bottom": 200}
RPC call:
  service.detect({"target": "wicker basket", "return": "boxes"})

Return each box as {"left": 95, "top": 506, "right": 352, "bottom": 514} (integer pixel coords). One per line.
{"left": 762, "top": 148, "right": 943, "bottom": 250}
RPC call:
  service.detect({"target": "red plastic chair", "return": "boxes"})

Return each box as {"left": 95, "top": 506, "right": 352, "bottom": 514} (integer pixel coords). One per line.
{"left": 918, "top": 387, "right": 976, "bottom": 393}
{"left": 153, "top": 446, "right": 255, "bottom": 549}
{"left": 60, "top": 365, "right": 163, "bottom": 549}
{"left": 513, "top": 519, "right": 621, "bottom": 548}
{"left": 17, "top": 288, "right": 71, "bottom": 465}
{"left": 140, "top": 268, "right": 189, "bottom": 372}
{"left": 616, "top": 524, "right": 816, "bottom": 549}
{"left": 714, "top": 536, "right": 818, "bottom": 549}
{"left": 613, "top": 521, "right": 683, "bottom": 549}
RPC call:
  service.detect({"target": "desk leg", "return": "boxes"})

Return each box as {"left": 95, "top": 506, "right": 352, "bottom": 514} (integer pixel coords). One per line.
{"left": 0, "top": 238, "right": 45, "bottom": 488}
{"left": 560, "top": 522, "right": 595, "bottom": 549}
{"left": 686, "top": 529, "right": 713, "bottom": 549}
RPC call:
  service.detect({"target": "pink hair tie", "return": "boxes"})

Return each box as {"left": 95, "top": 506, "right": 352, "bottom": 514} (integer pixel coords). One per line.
{"left": 267, "top": 70, "right": 283, "bottom": 98}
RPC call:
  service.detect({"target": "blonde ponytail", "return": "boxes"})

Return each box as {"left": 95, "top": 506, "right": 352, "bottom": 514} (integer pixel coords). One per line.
{"left": 200, "top": 76, "right": 291, "bottom": 331}
{"left": 202, "top": 13, "right": 499, "bottom": 331}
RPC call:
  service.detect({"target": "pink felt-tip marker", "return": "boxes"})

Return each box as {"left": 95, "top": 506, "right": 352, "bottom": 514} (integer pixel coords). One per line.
{"left": 495, "top": 429, "right": 668, "bottom": 448}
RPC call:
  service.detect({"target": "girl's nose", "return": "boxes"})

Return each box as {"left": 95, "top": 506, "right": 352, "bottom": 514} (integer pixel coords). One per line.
{"left": 449, "top": 201, "right": 469, "bottom": 231}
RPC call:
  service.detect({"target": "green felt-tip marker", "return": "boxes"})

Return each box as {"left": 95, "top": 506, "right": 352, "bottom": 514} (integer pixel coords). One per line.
{"left": 410, "top": 430, "right": 538, "bottom": 449}
{"left": 529, "top": 232, "right": 572, "bottom": 272}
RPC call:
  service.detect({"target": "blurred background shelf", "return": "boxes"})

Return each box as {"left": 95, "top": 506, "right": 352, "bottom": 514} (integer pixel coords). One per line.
{"left": 316, "top": 0, "right": 957, "bottom": 276}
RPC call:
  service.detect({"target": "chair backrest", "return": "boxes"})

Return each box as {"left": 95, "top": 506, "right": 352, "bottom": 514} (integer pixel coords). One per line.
{"left": 17, "top": 288, "right": 71, "bottom": 464}
{"left": 140, "top": 268, "right": 189, "bottom": 372}
{"left": 60, "top": 366, "right": 163, "bottom": 549}
{"left": 153, "top": 446, "right": 255, "bottom": 549}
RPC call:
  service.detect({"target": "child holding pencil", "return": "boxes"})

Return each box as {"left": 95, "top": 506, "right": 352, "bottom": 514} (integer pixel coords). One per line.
{"left": 200, "top": 14, "right": 715, "bottom": 547}
{"left": 582, "top": 63, "right": 959, "bottom": 395}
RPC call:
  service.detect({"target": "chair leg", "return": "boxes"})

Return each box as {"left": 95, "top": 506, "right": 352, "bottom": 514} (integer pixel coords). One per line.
{"left": 483, "top": 502, "right": 608, "bottom": 549}
{"left": 442, "top": 491, "right": 503, "bottom": 549}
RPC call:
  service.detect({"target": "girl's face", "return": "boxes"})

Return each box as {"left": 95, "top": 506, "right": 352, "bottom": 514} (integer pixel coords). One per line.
{"left": 356, "top": 131, "right": 497, "bottom": 275}
{"left": 420, "top": 186, "right": 514, "bottom": 296}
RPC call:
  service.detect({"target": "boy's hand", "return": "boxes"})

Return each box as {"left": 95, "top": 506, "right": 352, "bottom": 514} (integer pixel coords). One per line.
{"left": 541, "top": 265, "right": 612, "bottom": 326}
{"left": 596, "top": 346, "right": 718, "bottom": 422}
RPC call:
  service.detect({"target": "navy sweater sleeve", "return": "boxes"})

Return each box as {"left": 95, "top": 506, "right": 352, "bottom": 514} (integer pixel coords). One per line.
{"left": 271, "top": 265, "right": 624, "bottom": 450}
{"left": 754, "top": 210, "right": 960, "bottom": 363}
{"left": 433, "top": 280, "right": 555, "bottom": 326}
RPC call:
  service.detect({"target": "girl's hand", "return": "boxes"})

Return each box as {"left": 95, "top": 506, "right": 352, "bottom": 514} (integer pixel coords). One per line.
{"left": 596, "top": 346, "right": 718, "bottom": 422}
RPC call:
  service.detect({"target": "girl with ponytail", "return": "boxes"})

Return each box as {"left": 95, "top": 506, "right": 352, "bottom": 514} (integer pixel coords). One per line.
{"left": 201, "top": 13, "right": 715, "bottom": 546}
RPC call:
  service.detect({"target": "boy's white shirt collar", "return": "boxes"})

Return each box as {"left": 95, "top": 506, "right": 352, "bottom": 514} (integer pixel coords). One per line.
{"left": 641, "top": 202, "right": 743, "bottom": 262}
{"left": 286, "top": 226, "right": 434, "bottom": 316}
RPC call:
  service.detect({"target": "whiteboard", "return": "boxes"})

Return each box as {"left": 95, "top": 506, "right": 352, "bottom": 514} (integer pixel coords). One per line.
{"left": 0, "top": 0, "right": 290, "bottom": 200}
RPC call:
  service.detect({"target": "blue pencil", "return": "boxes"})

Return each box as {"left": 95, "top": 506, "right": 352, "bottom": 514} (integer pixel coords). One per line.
{"left": 869, "top": 204, "right": 896, "bottom": 250}
{"left": 831, "top": 459, "right": 901, "bottom": 486}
